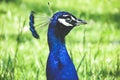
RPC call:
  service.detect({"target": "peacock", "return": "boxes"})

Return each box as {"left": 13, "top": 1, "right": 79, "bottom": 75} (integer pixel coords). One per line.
{"left": 29, "top": 11, "right": 87, "bottom": 80}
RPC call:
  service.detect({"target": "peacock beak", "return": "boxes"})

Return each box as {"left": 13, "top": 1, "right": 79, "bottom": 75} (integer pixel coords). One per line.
{"left": 76, "top": 19, "right": 87, "bottom": 26}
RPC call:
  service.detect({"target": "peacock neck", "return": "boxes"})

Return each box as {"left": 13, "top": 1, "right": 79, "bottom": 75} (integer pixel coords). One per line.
{"left": 46, "top": 21, "right": 78, "bottom": 80}
{"left": 47, "top": 24, "right": 67, "bottom": 53}
{"left": 47, "top": 20, "right": 73, "bottom": 52}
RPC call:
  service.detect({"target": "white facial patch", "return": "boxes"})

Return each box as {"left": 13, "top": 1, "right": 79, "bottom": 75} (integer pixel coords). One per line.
{"left": 71, "top": 16, "right": 76, "bottom": 21}
{"left": 58, "top": 18, "right": 73, "bottom": 27}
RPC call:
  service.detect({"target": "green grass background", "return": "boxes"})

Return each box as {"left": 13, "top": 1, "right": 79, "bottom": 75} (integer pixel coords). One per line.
{"left": 0, "top": 0, "right": 120, "bottom": 80}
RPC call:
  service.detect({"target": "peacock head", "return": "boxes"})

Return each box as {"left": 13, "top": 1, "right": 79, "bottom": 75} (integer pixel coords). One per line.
{"left": 51, "top": 11, "right": 87, "bottom": 27}
{"left": 29, "top": 11, "right": 87, "bottom": 39}
{"left": 49, "top": 11, "right": 87, "bottom": 37}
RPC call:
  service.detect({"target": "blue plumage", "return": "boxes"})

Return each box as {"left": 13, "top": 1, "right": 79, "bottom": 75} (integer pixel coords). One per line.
{"left": 29, "top": 11, "right": 87, "bottom": 80}
{"left": 46, "top": 11, "right": 86, "bottom": 80}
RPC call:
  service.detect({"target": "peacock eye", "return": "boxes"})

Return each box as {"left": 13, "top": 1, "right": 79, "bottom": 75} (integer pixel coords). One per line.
{"left": 66, "top": 17, "right": 72, "bottom": 22}
{"left": 66, "top": 17, "right": 70, "bottom": 20}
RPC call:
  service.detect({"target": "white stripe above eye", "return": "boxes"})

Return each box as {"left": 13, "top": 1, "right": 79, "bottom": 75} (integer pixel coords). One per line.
{"left": 63, "top": 15, "right": 69, "bottom": 17}
{"left": 58, "top": 18, "right": 73, "bottom": 27}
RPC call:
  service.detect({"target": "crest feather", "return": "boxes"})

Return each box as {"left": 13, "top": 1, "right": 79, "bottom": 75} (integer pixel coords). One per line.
{"left": 29, "top": 11, "right": 51, "bottom": 39}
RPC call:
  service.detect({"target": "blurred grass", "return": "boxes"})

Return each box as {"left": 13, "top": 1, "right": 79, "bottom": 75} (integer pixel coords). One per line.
{"left": 0, "top": 0, "right": 120, "bottom": 80}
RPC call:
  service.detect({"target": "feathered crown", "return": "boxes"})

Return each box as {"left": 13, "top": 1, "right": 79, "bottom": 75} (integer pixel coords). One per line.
{"left": 29, "top": 2, "right": 52, "bottom": 39}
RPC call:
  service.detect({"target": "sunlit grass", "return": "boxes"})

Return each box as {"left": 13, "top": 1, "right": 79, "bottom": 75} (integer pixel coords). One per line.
{"left": 0, "top": 0, "right": 120, "bottom": 80}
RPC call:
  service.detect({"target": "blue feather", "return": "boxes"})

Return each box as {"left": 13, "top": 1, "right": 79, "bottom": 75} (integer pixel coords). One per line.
{"left": 46, "top": 11, "right": 86, "bottom": 80}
